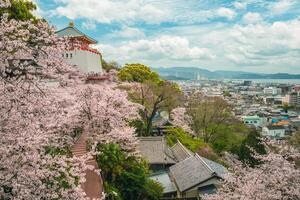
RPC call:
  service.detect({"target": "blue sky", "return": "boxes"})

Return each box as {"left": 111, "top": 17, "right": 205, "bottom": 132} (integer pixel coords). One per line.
{"left": 34, "top": 0, "right": 300, "bottom": 73}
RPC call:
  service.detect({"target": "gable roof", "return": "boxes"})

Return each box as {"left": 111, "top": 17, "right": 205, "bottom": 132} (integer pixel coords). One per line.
{"left": 170, "top": 141, "right": 193, "bottom": 162}
{"left": 56, "top": 23, "right": 97, "bottom": 44}
{"left": 169, "top": 154, "right": 228, "bottom": 192}
{"left": 138, "top": 137, "right": 176, "bottom": 164}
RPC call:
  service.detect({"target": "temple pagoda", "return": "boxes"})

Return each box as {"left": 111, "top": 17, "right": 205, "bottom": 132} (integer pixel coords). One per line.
{"left": 56, "top": 22, "right": 103, "bottom": 74}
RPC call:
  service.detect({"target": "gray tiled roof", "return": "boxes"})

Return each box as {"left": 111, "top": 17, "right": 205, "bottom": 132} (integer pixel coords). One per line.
{"left": 169, "top": 154, "right": 214, "bottom": 192}
{"left": 56, "top": 25, "right": 97, "bottom": 44}
{"left": 200, "top": 157, "right": 228, "bottom": 179}
{"left": 138, "top": 137, "right": 176, "bottom": 164}
{"left": 169, "top": 154, "right": 228, "bottom": 192}
{"left": 170, "top": 141, "right": 193, "bottom": 162}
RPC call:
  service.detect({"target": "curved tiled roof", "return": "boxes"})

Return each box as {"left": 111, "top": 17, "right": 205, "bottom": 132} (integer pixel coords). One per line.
{"left": 56, "top": 24, "right": 97, "bottom": 44}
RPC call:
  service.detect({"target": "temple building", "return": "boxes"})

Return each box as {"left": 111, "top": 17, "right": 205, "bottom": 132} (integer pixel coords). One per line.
{"left": 56, "top": 22, "right": 103, "bottom": 74}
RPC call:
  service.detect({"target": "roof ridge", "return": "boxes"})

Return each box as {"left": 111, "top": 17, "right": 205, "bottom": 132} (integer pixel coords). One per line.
{"left": 176, "top": 140, "right": 193, "bottom": 157}
{"left": 195, "top": 153, "right": 214, "bottom": 174}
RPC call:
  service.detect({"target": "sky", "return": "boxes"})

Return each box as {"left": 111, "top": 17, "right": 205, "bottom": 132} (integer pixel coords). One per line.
{"left": 33, "top": 0, "right": 300, "bottom": 73}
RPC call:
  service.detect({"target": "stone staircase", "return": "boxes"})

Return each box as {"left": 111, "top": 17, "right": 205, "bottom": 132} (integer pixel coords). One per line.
{"left": 72, "top": 131, "right": 103, "bottom": 199}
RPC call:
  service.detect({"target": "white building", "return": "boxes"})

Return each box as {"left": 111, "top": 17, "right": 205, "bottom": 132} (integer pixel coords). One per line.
{"left": 282, "top": 92, "right": 300, "bottom": 106}
{"left": 242, "top": 115, "right": 268, "bottom": 128}
{"left": 56, "top": 22, "right": 103, "bottom": 74}
{"left": 262, "top": 126, "right": 285, "bottom": 139}
{"left": 263, "top": 87, "right": 282, "bottom": 96}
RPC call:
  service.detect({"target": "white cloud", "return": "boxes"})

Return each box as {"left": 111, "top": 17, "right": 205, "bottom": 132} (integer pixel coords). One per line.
{"left": 103, "top": 19, "right": 300, "bottom": 73}
{"left": 269, "top": 0, "right": 296, "bottom": 15}
{"left": 52, "top": 0, "right": 170, "bottom": 24}
{"left": 111, "top": 26, "right": 145, "bottom": 39}
{"left": 217, "top": 7, "right": 236, "bottom": 20}
{"left": 97, "top": 36, "right": 215, "bottom": 64}
{"left": 233, "top": 2, "right": 247, "bottom": 9}
{"left": 82, "top": 20, "right": 96, "bottom": 30}
{"left": 242, "top": 12, "right": 263, "bottom": 24}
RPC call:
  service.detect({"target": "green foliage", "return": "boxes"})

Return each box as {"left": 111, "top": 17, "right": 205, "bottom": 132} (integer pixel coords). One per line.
{"left": 281, "top": 103, "right": 294, "bottom": 113}
{"left": 44, "top": 146, "right": 72, "bottom": 157}
{"left": 209, "top": 124, "right": 245, "bottom": 154}
{"left": 142, "top": 179, "right": 164, "bottom": 200}
{"left": 102, "top": 59, "right": 120, "bottom": 71}
{"left": 129, "top": 119, "right": 147, "bottom": 136}
{"left": 186, "top": 96, "right": 248, "bottom": 154}
{"left": 0, "top": 0, "right": 37, "bottom": 21}
{"left": 223, "top": 90, "right": 231, "bottom": 97}
{"left": 165, "top": 127, "right": 205, "bottom": 152}
{"left": 289, "top": 131, "right": 300, "bottom": 150}
{"left": 238, "top": 130, "right": 267, "bottom": 167}
{"left": 118, "top": 63, "right": 160, "bottom": 83}
{"left": 96, "top": 143, "right": 163, "bottom": 200}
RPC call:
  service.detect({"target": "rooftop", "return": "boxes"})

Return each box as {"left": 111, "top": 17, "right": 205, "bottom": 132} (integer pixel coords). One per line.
{"left": 169, "top": 153, "right": 227, "bottom": 192}
{"left": 137, "top": 137, "right": 175, "bottom": 164}
{"left": 56, "top": 22, "right": 97, "bottom": 44}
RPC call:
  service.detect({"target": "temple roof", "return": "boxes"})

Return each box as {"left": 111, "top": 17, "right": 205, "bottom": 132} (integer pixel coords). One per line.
{"left": 56, "top": 22, "right": 97, "bottom": 44}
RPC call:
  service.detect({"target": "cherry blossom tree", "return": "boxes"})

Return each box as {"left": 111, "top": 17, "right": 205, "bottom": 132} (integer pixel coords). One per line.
{"left": 0, "top": 2, "right": 92, "bottom": 198}
{"left": 0, "top": 2, "right": 146, "bottom": 199}
{"left": 170, "top": 107, "right": 194, "bottom": 135}
{"left": 203, "top": 143, "right": 300, "bottom": 200}
{"left": 76, "top": 84, "right": 141, "bottom": 153}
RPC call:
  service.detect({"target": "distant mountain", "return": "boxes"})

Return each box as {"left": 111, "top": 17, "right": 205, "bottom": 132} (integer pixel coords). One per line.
{"left": 152, "top": 67, "right": 300, "bottom": 80}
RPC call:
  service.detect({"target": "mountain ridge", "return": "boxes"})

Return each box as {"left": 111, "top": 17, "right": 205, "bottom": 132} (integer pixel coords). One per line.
{"left": 151, "top": 67, "right": 300, "bottom": 80}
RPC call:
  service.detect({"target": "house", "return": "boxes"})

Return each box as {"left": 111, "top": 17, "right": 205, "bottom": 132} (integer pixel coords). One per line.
{"left": 262, "top": 125, "right": 285, "bottom": 139}
{"left": 169, "top": 154, "right": 227, "bottom": 198}
{"left": 242, "top": 115, "right": 268, "bottom": 128}
{"left": 137, "top": 137, "right": 176, "bottom": 172}
{"left": 138, "top": 138, "right": 228, "bottom": 199}
{"left": 56, "top": 22, "right": 103, "bottom": 74}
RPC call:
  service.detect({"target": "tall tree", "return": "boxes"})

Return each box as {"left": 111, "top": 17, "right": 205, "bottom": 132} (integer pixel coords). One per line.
{"left": 0, "top": 0, "right": 37, "bottom": 21}
{"left": 101, "top": 59, "right": 120, "bottom": 72}
{"left": 238, "top": 130, "right": 266, "bottom": 167}
{"left": 118, "top": 63, "right": 160, "bottom": 83}
{"left": 187, "top": 95, "right": 233, "bottom": 143}
{"left": 124, "top": 81, "right": 183, "bottom": 136}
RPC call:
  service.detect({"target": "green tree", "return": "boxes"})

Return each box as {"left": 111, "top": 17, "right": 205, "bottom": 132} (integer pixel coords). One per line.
{"left": 165, "top": 127, "right": 205, "bottom": 152}
{"left": 126, "top": 81, "right": 183, "bottom": 136}
{"left": 187, "top": 95, "right": 234, "bottom": 143}
{"left": 118, "top": 64, "right": 160, "bottom": 83}
{"left": 238, "top": 130, "right": 267, "bottom": 167}
{"left": 96, "top": 143, "right": 163, "bottom": 200}
{"left": 102, "top": 58, "right": 120, "bottom": 71}
{"left": 185, "top": 95, "right": 248, "bottom": 154}
{"left": 0, "top": 0, "right": 37, "bottom": 21}
{"left": 289, "top": 131, "right": 300, "bottom": 150}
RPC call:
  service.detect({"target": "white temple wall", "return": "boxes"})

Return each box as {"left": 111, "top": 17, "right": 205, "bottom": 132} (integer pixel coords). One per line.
{"left": 64, "top": 50, "right": 102, "bottom": 74}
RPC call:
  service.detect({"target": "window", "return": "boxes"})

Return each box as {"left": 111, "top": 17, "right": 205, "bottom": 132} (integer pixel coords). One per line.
{"left": 70, "top": 53, "right": 73, "bottom": 58}
{"left": 66, "top": 53, "right": 68, "bottom": 58}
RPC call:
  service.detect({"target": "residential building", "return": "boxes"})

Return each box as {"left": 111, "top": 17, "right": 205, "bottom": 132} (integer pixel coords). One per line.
{"left": 137, "top": 137, "right": 175, "bottom": 172}
{"left": 137, "top": 138, "right": 228, "bottom": 199}
{"left": 283, "top": 92, "right": 300, "bottom": 106}
{"left": 262, "top": 125, "right": 285, "bottom": 139}
{"left": 169, "top": 154, "right": 227, "bottom": 198}
{"left": 56, "top": 22, "right": 103, "bottom": 74}
{"left": 263, "top": 87, "right": 282, "bottom": 96}
{"left": 242, "top": 115, "right": 268, "bottom": 128}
